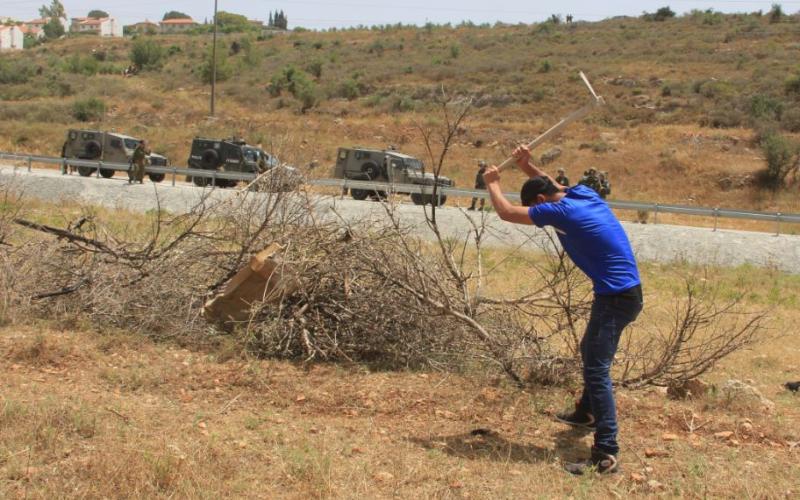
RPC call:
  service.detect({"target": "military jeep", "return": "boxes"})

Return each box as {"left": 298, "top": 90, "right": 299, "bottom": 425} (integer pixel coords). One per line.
{"left": 61, "top": 129, "right": 168, "bottom": 182}
{"left": 333, "top": 147, "right": 453, "bottom": 206}
{"left": 187, "top": 137, "right": 300, "bottom": 190}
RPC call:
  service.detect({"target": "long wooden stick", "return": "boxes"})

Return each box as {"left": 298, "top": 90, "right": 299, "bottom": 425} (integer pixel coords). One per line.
{"left": 497, "top": 72, "right": 604, "bottom": 172}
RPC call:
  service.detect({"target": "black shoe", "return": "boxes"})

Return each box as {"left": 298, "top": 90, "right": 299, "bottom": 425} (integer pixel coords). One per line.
{"left": 555, "top": 407, "right": 596, "bottom": 429}
{"left": 467, "top": 207, "right": 475, "bottom": 211}
{"left": 564, "top": 447, "right": 619, "bottom": 475}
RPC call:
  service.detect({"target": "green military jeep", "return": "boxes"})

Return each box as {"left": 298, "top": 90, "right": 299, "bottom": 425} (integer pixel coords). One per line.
{"left": 61, "top": 129, "right": 168, "bottom": 182}
{"left": 187, "top": 137, "right": 300, "bottom": 190}
{"left": 333, "top": 147, "right": 453, "bottom": 206}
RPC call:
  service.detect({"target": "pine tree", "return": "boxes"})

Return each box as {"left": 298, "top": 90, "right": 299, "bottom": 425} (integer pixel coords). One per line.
{"left": 39, "top": 0, "right": 66, "bottom": 20}
{"left": 268, "top": 11, "right": 273, "bottom": 27}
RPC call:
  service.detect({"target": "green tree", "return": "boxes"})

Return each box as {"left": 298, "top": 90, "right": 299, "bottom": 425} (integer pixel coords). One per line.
{"left": 72, "top": 97, "right": 105, "bottom": 122}
{"left": 130, "top": 39, "right": 164, "bottom": 70}
{"left": 42, "top": 16, "right": 65, "bottom": 39}
{"left": 87, "top": 10, "right": 109, "bottom": 19}
{"left": 786, "top": 73, "right": 800, "bottom": 95}
{"left": 23, "top": 34, "right": 42, "bottom": 49}
{"left": 267, "top": 65, "right": 317, "bottom": 111}
{"left": 163, "top": 11, "right": 191, "bottom": 20}
{"left": 270, "top": 10, "right": 288, "bottom": 30}
{"left": 769, "top": 3, "right": 784, "bottom": 23}
{"left": 216, "top": 11, "right": 251, "bottom": 33}
{"left": 760, "top": 131, "right": 798, "bottom": 188}
{"left": 200, "top": 42, "right": 232, "bottom": 83}
{"left": 39, "top": 0, "right": 65, "bottom": 19}
{"left": 643, "top": 6, "right": 675, "bottom": 21}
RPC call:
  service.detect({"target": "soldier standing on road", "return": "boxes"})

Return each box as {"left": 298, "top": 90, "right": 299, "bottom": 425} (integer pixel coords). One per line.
{"left": 468, "top": 160, "right": 488, "bottom": 211}
{"left": 555, "top": 168, "right": 570, "bottom": 187}
{"left": 130, "top": 140, "right": 150, "bottom": 184}
{"left": 578, "top": 167, "right": 602, "bottom": 195}
{"left": 481, "top": 146, "right": 642, "bottom": 475}
{"left": 60, "top": 141, "right": 75, "bottom": 175}
{"left": 599, "top": 172, "right": 611, "bottom": 199}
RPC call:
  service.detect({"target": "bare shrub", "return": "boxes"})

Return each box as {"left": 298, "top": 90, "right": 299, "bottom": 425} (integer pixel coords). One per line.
{"left": 617, "top": 281, "right": 767, "bottom": 388}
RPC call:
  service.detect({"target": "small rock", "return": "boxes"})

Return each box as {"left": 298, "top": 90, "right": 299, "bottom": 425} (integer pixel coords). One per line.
{"left": 667, "top": 379, "right": 710, "bottom": 400}
{"left": 714, "top": 431, "right": 734, "bottom": 439}
{"left": 374, "top": 471, "right": 394, "bottom": 482}
{"left": 434, "top": 409, "right": 457, "bottom": 419}
{"left": 741, "top": 422, "right": 754, "bottom": 434}
{"left": 645, "top": 448, "right": 670, "bottom": 458}
{"left": 479, "top": 387, "right": 501, "bottom": 403}
{"left": 630, "top": 472, "right": 646, "bottom": 483}
{"left": 721, "top": 379, "right": 774, "bottom": 411}
{"left": 662, "top": 433, "right": 679, "bottom": 441}
{"left": 539, "top": 147, "right": 562, "bottom": 165}
{"left": 648, "top": 480, "right": 665, "bottom": 491}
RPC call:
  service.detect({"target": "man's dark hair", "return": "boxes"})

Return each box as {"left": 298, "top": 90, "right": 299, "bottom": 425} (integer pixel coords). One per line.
{"left": 520, "top": 176, "right": 559, "bottom": 206}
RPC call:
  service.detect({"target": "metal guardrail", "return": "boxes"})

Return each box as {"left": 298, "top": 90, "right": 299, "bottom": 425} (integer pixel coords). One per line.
{"left": 2, "top": 151, "right": 800, "bottom": 233}
{"left": 0, "top": 152, "right": 254, "bottom": 186}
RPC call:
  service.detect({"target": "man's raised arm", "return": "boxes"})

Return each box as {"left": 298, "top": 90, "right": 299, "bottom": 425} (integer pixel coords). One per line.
{"left": 513, "top": 146, "right": 567, "bottom": 191}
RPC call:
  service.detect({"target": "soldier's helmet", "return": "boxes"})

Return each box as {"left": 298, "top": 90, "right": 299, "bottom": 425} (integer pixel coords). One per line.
{"left": 588, "top": 167, "right": 598, "bottom": 175}
{"left": 478, "top": 160, "right": 487, "bottom": 168}
{"left": 557, "top": 168, "right": 565, "bottom": 174}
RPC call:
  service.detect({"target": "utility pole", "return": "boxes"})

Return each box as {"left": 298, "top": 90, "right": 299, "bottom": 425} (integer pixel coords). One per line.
{"left": 210, "top": 0, "right": 218, "bottom": 116}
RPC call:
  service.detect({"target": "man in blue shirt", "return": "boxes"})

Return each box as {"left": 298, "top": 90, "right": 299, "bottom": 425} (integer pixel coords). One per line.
{"left": 483, "top": 146, "right": 643, "bottom": 475}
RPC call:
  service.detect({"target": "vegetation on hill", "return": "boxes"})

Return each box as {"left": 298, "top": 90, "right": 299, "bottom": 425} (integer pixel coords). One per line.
{"left": 0, "top": 10, "right": 799, "bottom": 210}
{"left": 163, "top": 11, "right": 191, "bottom": 21}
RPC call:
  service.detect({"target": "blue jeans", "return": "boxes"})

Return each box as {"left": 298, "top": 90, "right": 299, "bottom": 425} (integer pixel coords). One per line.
{"left": 577, "top": 285, "right": 643, "bottom": 455}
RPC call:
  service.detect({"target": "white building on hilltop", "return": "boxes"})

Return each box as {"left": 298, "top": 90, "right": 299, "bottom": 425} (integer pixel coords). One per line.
{"left": 159, "top": 18, "right": 199, "bottom": 34}
{"left": 71, "top": 16, "right": 123, "bottom": 37}
{"left": 0, "top": 25, "right": 24, "bottom": 50}
{"left": 25, "top": 16, "right": 69, "bottom": 36}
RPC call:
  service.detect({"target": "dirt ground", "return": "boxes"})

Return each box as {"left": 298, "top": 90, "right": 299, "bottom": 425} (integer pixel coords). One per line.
{"left": 1, "top": 324, "right": 798, "bottom": 499}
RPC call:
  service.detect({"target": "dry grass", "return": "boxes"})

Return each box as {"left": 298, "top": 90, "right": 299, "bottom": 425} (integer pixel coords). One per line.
{"left": 0, "top": 316, "right": 797, "bottom": 498}
{"left": 0, "top": 195, "right": 799, "bottom": 497}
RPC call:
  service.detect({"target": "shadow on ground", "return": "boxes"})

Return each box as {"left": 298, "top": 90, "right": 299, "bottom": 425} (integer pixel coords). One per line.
{"left": 409, "top": 425, "right": 595, "bottom": 465}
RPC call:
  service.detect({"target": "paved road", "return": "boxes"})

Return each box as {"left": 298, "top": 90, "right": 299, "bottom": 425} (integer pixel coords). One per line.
{"left": 3, "top": 165, "right": 800, "bottom": 274}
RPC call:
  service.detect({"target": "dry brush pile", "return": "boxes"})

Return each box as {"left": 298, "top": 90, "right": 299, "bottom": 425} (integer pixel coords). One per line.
{"left": 0, "top": 94, "right": 769, "bottom": 387}
{"left": 0, "top": 175, "right": 768, "bottom": 389}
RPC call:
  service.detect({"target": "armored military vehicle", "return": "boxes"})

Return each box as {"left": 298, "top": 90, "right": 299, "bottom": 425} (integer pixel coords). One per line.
{"left": 333, "top": 147, "right": 453, "bottom": 206}
{"left": 187, "top": 137, "right": 300, "bottom": 190}
{"left": 61, "top": 129, "right": 168, "bottom": 182}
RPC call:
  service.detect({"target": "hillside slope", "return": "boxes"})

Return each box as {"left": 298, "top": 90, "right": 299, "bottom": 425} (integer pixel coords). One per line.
{"left": 1, "top": 13, "right": 799, "bottom": 211}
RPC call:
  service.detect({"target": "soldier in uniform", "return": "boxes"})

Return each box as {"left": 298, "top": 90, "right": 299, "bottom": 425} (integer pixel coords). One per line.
{"left": 599, "top": 172, "right": 611, "bottom": 199}
{"left": 130, "top": 140, "right": 150, "bottom": 184}
{"left": 555, "top": 168, "right": 570, "bottom": 187}
{"left": 578, "top": 168, "right": 602, "bottom": 195}
{"left": 469, "top": 160, "right": 488, "bottom": 211}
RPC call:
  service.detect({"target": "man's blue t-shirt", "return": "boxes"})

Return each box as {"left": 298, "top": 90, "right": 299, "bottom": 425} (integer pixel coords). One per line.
{"left": 528, "top": 185, "right": 640, "bottom": 295}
